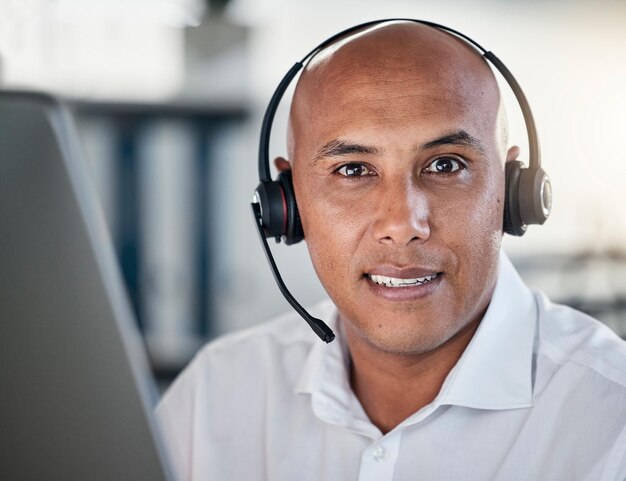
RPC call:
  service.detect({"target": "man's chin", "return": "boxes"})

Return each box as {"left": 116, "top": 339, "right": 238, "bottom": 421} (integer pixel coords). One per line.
{"left": 340, "top": 314, "right": 456, "bottom": 357}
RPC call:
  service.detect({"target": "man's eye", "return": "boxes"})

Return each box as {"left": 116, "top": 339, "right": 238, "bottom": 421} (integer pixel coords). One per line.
{"left": 424, "top": 157, "right": 464, "bottom": 174}
{"left": 336, "top": 163, "right": 374, "bottom": 177}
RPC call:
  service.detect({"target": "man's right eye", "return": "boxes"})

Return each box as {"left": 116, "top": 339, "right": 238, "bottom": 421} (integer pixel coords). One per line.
{"left": 335, "top": 163, "right": 375, "bottom": 177}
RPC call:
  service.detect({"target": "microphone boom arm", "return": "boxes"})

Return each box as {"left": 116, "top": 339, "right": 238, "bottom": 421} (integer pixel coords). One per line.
{"left": 251, "top": 203, "right": 335, "bottom": 343}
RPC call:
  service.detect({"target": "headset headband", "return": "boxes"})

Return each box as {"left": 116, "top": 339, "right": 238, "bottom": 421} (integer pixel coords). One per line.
{"left": 258, "top": 18, "right": 541, "bottom": 183}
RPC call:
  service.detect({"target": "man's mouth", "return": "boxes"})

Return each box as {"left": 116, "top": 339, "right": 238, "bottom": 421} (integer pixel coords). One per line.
{"left": 366, "top": 272, "right": 440, "bottom": 288}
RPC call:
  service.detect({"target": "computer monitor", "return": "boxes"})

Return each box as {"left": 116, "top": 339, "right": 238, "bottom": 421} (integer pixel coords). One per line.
{"left": 0, "top": 91, "right": 177, "bottom": 481}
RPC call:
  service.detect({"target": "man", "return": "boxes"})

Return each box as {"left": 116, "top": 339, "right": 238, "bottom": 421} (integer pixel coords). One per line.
{"left": 156, "top": 21, "right": 626, "bottom": 481}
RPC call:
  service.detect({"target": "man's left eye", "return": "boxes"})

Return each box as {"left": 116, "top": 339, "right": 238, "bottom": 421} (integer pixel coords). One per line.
{"left": 424, "top": 157, "right": 464, "bottom": 173}
{"left": 335, "top": 163, "right": 375, "bottom": 177}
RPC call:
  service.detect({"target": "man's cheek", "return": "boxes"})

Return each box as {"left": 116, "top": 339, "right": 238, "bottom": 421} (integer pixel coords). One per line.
{"left": 307, "top": 235, "right": 343, "bottom": 276}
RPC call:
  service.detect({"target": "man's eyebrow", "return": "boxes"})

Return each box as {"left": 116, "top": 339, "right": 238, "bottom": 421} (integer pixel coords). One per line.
{"left": 314, "top": 139, "right": 380, "bottom": 162}
{"left": 421, "top": 130, "right": 486, "bottom": 154}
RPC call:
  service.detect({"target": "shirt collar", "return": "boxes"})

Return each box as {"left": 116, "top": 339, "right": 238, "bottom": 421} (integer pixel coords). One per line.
{"left": 294, "top": 302, "right": 353, "bottom": 410}
{"left": 295, "top": 250, "right": 537, "bottom": 426}
{"left": 436, "top": 250, "right": 536, "bottom": 410}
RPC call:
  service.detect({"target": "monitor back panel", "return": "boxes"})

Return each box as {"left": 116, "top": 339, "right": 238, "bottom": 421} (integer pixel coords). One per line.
{"left": 0, "top": 92, "right": 174, "bottom": 481}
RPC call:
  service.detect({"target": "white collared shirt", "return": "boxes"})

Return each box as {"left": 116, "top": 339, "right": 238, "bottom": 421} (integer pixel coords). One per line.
{"left": 155, "top": 252, "right": 626, "bottom": 481}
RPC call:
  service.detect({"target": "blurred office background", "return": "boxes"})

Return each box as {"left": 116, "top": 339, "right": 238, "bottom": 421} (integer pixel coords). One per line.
{"left": 1, "top": 0, "right": 625, "bottom": 385}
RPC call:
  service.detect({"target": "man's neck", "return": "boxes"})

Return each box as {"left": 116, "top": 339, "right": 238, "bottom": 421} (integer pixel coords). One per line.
{"left": 345, "top": 316, "right": 482, "bottom": 435}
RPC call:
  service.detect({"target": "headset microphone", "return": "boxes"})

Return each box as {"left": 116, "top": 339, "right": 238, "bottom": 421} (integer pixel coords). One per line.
{"left": 252, "top": 18, "right": 552, "bottom": 343}
{"left": 251, "top": 202, "right": 335, "bottom": 343}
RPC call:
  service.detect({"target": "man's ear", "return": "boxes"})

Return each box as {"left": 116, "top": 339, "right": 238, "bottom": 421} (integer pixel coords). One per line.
{"left": 274, "top": 157, "right": 291, "bottom": 172}
{"left": 506, "top": 146, "right": 520, "bottom": 162}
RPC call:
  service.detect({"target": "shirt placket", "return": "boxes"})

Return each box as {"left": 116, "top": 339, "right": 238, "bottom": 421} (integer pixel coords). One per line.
{"left": 357, "top": 430, "right": 402, "bottom": 481}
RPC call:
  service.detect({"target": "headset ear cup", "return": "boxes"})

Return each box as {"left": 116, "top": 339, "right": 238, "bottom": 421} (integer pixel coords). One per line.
{"left": 254, "top": 179, "right": 288, "bottom": 239}
{"left": 277, "top": 170, "right": 304, "bottom": 245}
{"left": 504, "top": 160, "right": 527, "bottom": 236}
{"left": 519, "top": 166, "right": 551, "bottom": 226}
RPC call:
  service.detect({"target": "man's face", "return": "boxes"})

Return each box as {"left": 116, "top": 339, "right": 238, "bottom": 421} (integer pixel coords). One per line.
{"left": 289, "top": 26, "right": 506, "bottom": 355}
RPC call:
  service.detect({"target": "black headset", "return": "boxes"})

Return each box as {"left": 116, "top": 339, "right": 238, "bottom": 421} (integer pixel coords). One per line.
{"left": 251, "top": 18, "right": 552, "bottom": 343}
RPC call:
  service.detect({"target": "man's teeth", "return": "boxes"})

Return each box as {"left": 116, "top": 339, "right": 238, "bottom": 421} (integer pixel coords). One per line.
{"left": 368, "top": 273, "right": 439, "bottom": 287}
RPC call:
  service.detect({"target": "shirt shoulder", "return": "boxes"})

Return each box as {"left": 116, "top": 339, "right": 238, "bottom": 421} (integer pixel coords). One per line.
{"left": 154, "top": 299, "right": 334, "bottom": 480}
{"left": 530, "top": 291, "right": 626, "bottom": 480}
{"left": 157, "top": 303, "right": 319, "bottom": 414}
{"left": 534, "top": 289, "right": 626, "bottom": 389}
{"left": 193, "top": 298, "right": 332, "bottom": 367}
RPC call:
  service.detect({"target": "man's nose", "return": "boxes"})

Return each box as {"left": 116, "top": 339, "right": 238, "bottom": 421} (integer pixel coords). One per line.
{"left": 371, "top": 180, "right": 431, "bottom": 247}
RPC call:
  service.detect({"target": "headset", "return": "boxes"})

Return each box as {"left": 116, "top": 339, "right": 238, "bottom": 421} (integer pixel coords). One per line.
{"left": 251, "top": 18, "right": 552, "bottom": 343}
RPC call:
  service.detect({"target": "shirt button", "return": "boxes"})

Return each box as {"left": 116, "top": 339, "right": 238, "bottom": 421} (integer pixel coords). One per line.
{"left": 372, "top": 445, "right": 387, "bottom": 463}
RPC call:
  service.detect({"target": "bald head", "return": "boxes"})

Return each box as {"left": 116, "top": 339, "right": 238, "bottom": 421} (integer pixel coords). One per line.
{"left": 280, "top": 21, "right": 515, "bottom": 358}
{"left": 286, "top": 21, "right": 508, "bottom": 162}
